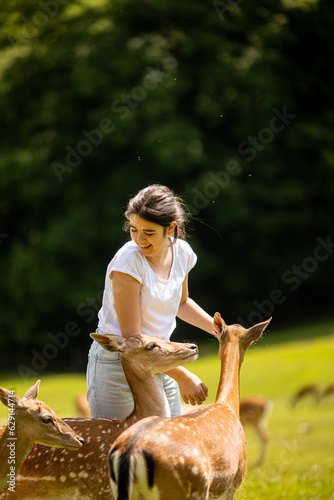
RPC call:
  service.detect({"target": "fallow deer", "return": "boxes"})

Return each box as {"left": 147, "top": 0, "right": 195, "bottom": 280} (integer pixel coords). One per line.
{"left": 0, "top": 380, "right": 84, "bottom": 493}
{"left": 108, "top": 313, "right": 271, "bottom": 500}
{"left": 290, "top": 383, "right": 320, "bottom": 407}
{"left": 321, "top": 382, "right": 334, "bottom": 401}
{"left": 75, "top": 394, "right": 91, "bottom": 418}
{"left": 2, "top": 333, "right": 198, "bottom": 499}
{"left": 239, "top": 395, "right": 274, "bottom": 467}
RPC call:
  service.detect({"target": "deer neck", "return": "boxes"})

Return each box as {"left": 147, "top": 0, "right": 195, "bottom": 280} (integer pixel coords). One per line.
{"left": 0, "top": 424, "right": 32, "bottom": 491}
{"left": 121, "top": 358, "right": 170, "bottom": 423}
{"left": 215, "top": 342, "right": 241, "bottom": 417}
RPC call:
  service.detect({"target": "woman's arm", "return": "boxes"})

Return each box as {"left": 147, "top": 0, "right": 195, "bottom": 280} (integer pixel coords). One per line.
{"left": 165, "top": 366, "right": 209, "bottom": 405}
{"left": 111, "top": 271, "right": 142, "bottom": 338}
{"left": 177, "top": 275, "right": 214, "bottom": 334}
{"left": 166, "top": 275, "right": 215, "bottom": 405}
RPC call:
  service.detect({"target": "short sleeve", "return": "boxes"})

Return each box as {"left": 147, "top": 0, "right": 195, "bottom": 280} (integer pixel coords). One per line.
{"left": 108, "top": 242, "right": 144, "bottom": 284}
{"left": 185, "top": 243, "right": 197, "bottom": 274}
{"left": 175, "top": 239, "right": 197, "bottom": 276}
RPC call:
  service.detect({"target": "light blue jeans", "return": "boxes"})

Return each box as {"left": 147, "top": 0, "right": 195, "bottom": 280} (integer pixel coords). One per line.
{"left": 86, "top": 337, "right": 182, "bottom": 419}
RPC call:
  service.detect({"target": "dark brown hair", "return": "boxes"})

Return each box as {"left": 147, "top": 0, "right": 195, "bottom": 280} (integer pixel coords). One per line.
{"left": 124, "top": 184, "right": 189, "bottom": 242}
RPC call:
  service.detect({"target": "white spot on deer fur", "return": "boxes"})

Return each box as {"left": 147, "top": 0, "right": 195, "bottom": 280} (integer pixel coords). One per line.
{"left": 191, "top": 466, "right": 198, "bottom": 475}
{"left": 78, "top": 471, "right": 89, "bottom": 478}
{"left": 60, "top": 476, "right": 66, "bottom": 483}
{"left": 158, "top": 434, "right": 169, "bottom": 443}
{"left": 69, "top": 472, "right": 77, "bottom": 479}
{"left": 78, "top": 453, "right": 83, "bottom": 458}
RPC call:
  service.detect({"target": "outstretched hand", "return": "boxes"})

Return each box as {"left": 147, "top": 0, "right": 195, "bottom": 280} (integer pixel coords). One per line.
{"left": 178, "top": 371, "right": 209, "bottom": 406}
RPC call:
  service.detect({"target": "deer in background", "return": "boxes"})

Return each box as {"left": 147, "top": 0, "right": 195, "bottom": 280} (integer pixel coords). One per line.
{"left": 290, "top": 383, "right": 321, "bottom": 407}
{"left": 320, "top": 382, "right": 334, "bottom": 401}
{"left": 239, "top": 395, "right": 274, "bottom": 467}
{"left": 0, "top": 380, "right": 84, "bottom": 493}
{"left": 75, "top": 394, "right": 91, "bottom": 418}
{"left": 108, "top": 313, "right": 271, "bottom": 500}
{"left": 2, "top": 333, "right": 198, "bottom": 500}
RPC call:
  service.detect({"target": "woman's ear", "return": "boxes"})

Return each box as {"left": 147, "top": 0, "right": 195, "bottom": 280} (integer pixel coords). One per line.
{"left": 168, "top": 221, "right": 177, "bottom": 235}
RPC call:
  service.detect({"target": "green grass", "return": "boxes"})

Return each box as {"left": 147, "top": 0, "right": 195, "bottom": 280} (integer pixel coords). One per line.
{"left": 1, "top": 319, "right": 334, "bottom": 499}
{"left": 0, "top": 373, "right": 87, "bottom": 423}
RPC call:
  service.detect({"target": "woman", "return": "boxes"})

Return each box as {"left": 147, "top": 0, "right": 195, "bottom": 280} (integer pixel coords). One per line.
{"left": 87, "top": 184, "right": 215, "bottom": 418}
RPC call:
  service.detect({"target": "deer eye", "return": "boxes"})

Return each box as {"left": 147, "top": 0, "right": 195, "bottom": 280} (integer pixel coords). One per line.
{"left": 41, "top": 415, "right": 53, "bottom": 424}
{"left": 146, "top": 343, "right": 157, "bottom": 350}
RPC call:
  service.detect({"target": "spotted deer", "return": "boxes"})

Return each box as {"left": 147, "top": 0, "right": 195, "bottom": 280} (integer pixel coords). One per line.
{"left": 239, "top": 395, "right": 274, "bottom": 467}
{"left": 321, "top": 382, "right": 334, "bottom": 401}
{"left": 290, "top": 383, "right": 321, "bottom": 407}
{"left": 108, "top": 313, "right": 271, "bottom": 500}
{"left": 75, "top": 394, "right": 91, "bottom": 418}
{"left": 1, "top": 333, "right": 198, "bottom": 499}
{"left": 0, "top": 380, "right": 84, "bottom": 493}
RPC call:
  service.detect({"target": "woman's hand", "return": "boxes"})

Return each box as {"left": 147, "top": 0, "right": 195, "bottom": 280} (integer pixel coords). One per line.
{"left": 166, "top": 366, "right": 208, "bottom": 406}
{"left": 178, "top": 371, "right": 209, "bottom": 406}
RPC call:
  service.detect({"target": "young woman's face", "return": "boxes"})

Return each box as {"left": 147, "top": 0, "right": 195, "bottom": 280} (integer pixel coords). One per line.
{"left": 129, "top": 214, "right": 174, "bottom": 259}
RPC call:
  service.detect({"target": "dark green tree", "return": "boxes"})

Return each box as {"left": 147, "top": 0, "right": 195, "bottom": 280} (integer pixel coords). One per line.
{"left": 0, "top": 0, "right": 333, "bottom": 370}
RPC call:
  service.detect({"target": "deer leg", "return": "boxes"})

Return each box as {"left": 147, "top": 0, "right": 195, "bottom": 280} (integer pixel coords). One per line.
{"left": 224, "top": 487, "right": 236, "bottom": 500}
{"left": 254, "top": 421, "right": 270, "bottom": 466}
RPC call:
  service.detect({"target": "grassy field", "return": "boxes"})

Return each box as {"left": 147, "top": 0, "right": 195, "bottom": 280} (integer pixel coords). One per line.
{"left": 1, "top": 318, "right": 333, "bottom": 499}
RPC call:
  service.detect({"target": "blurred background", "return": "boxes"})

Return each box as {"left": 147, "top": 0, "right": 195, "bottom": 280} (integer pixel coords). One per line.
{"left": 0, "top": 0, "right": 333, "bottom": 374}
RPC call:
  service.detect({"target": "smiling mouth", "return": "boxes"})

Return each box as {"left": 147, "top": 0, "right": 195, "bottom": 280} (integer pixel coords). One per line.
{"left": 139, "top": 244, "right": 151, "bottom": 249}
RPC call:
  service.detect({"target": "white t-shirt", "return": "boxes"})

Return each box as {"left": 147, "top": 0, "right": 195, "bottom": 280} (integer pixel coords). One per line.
{"left": 97, "top": 239, "right": 197, "bottom": 340}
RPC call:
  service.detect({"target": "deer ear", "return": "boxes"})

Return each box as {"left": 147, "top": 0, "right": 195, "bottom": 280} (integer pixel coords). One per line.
{"left": 23, "top": 380, "right": 41, "bottom": 400}
{"left": 245, "top": 317, "right": 272, "bottom": 343}
{"left": 0, "top": 387, "right": 11, "bottom": 408}
{"left": 0, "top": 387, "right": 20, "bottom": 408}
{"left": 213, "top": 312, "right": 226, "bottom": 334}
{"left": 90, "top": 333, "right": 126, "bottom": 353}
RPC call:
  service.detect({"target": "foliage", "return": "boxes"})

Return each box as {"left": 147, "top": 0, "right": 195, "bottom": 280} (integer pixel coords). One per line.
{"left": 0, "top": 0, "right": 334, "bottom": 367}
